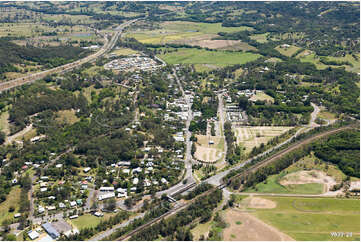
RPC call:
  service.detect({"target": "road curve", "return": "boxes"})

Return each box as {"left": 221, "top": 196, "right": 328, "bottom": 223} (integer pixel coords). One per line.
{"left": 0, "top": 19, "right": 138, "bottom": 93}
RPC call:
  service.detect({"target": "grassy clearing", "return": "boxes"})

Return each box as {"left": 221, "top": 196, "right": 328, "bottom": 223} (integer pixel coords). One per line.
{"left": 245, "top": 174, "right": 324, "bottom": 194}
{"left": 249, "top": 90, "right": 274, "bottom": 103}
{"left": 275, "top": 45, "right": 302, "bottom": 57}
{"left": 318, "top": 111, "right": 337, "bottom": 120}
{"left": 110, "top": 48, "right": 138, "bottom": 56}
{"left": 191, "top": 220, "right": 213, "bottom": 240}
{"left": 56, "top": 110, "right": 80, "bottom": 125}
{"left": 158, "top": 48, "right": 261, "bottom": 66}
{"left": 254, "top": 196, "right": 360, "bottom": 241}
{"left": 69, "top": 214, "right": 104, "bottom": 230}
{"left": 250, "top": 33, "right": 269, "bottom": 43}
{"left": 245, "top": 153, "right": 349, "bottom": 194}
{"left": 128, "top": 21, "right": 253, "bottom": 45}
{"left": 285, "top": 153, "right": 347, "bottom": 183}
{"left": 194, "top": 64, "right": 221, "bottom": 72}
{"left": 265, "top": 57, "right": 283, "bottom": 63}
{"left": 0, "top": 111, "right": 10, "bottom": 135}
{"left": 0, "top": 186, "right": 21, "bottom": 224}
{"left": 297, "top": 52, "right": 359, "bottom": 73}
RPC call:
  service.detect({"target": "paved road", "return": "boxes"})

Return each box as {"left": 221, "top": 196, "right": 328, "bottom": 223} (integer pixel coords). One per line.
{"left": 310, "top": 102, "right": 321, "bottom": 127}
{"left": 217, "top": 92, "right": 227, "bottom": 165}
{"left": 0, "top": 19, "right": 138, "bottom": 93}
{"left": 156, "top": 69, "right": 196, "bottom": 197}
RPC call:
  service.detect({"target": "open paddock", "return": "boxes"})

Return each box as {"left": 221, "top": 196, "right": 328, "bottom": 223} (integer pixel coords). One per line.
{"left": 158, "top": 48, "right": 261, "bottom": 66}
{"left": 234, "top": 126, "right": 293, "bottom": 153}
{"left": 253, "top": 196, "right": 360, "bottom": 241}
{"left": 275, "top": 45, "right": 302, "bottom": 57}
{"left": 222, "top": 208, "right": 293, "bottom": 241}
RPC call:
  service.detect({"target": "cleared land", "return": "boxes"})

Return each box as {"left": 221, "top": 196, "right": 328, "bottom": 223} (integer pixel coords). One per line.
{"left": 110, "top": 48, "right": 138, "bottom": 56}
{"left": 0, "top": 186, "right": 21, "bottom": 224}
{"left": 250, "top": 33, "right": 269, "bottom": 43}
{"left": 275, "top": 45, "right": 302, "bottom": 57}
{"left": 297, "top": 51, "right": 360, "bottom": 73}
{"left": 249, "top": 91, "right": 274, "bottom": 103}
{"left": 244, "top": 153, "right": 349, "bottom": 194}
{"left": 56, "top": 109, "right": 80, "bottom": 125}
{"left": 0, "top": 111, "right": 10, "bottom": 135}
{"left": 222, "top": 208, "right": 293, "bottom": 241}
{"left": 253, "top": 196, "right": 360, "bottom": 241}
{"left": 127, "top": 21, "right": 253, "bottom": 45}
{"left": 194, "top": 135, "right": 224, "bottom": 162}
{"left": 158, "top": 48, "right": 261, "bottom": 66}
{"left": 234, "top": 126, "right": 293, "bottom": 154}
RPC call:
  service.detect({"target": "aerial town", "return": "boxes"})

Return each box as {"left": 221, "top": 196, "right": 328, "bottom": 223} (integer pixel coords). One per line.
{"left": 0, "top": 2, "right": 359, "bottom": 242}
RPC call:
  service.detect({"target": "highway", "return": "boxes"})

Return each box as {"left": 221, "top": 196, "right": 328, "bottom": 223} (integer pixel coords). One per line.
{"left": 0, "top": 18, "right": 138, "bottom": 93}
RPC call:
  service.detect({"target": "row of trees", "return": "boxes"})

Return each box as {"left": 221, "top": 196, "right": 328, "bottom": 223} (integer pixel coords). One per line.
{"left": 130, "top": 189, "right": 222, "bottom": 241}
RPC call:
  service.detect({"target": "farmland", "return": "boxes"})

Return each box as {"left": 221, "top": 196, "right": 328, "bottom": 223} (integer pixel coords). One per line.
{"left": 253, "top": 196, "right": 360, "bottom": 241}
{"left": 127, "top": 21, "right": 253, "bottom": 46}
{"left": 158, "top": 48, "right": 261, "bottom": 66}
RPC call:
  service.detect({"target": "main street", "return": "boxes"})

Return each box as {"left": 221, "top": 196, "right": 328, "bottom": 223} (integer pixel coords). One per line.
{"left": 156, "top": 69, "right": 196, "bottom": 198}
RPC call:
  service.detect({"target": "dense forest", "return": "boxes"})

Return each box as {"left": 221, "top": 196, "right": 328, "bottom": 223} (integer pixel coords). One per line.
{"left": 0, "top": 39, "right": 89, "bottom": 76}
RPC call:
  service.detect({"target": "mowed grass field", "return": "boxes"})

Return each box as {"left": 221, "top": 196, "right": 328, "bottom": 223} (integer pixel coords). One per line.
{"left": 70, "top": 214, "right": 102, "bottom": 230}
{"left": 0, "top": 186, "right": 21, "bottom": 224}
{"left": 254, "top": 196, "right": 360, "bottom": 241}
{"left": 234, "top": 126, "right": 293, "bottom": 154}
{"left": 158, "top": 48, "right": 261, "bottom": 66}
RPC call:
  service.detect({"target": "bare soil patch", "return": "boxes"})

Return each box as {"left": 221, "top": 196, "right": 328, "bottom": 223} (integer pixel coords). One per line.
{"left": 222, "top": 209, "right": 294, "bottom": 241}
{"left": 280, "top": 170, "right": 336, "bottom": 192}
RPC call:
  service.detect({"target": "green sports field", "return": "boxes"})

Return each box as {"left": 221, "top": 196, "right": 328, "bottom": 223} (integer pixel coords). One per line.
{"left": 158, "top": 48, "right": 261, "bottom": 66}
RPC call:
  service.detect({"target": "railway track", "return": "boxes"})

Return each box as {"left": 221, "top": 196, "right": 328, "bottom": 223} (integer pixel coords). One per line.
{"left": 226, "top": 123, "right": 357, "bottom": 185}
{"left": 110, "top": 123, "right": 357, "bottom": 241}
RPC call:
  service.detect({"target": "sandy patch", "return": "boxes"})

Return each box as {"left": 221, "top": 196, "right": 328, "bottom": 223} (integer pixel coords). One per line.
{"left": 280, "top": 170, "right": 336, "bottom": 191}
{"left": 223, "top": 209, "right": 294, "bottom": 241}
{"left": 240, "top": 196, "right": 277, "bottom": 209}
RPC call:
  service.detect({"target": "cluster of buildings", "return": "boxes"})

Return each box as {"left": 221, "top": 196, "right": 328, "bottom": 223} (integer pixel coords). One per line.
{"left": 104, "top": 55, "right": 161, "bottom": 72}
